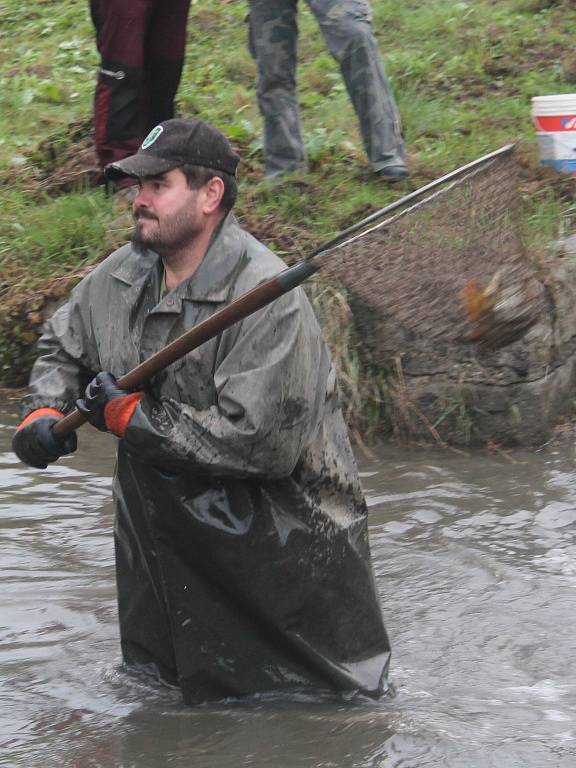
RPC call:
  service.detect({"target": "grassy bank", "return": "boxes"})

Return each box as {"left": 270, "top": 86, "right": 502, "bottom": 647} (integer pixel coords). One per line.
{"left": 1, "top": 0, "right": 576, "bottom": 433}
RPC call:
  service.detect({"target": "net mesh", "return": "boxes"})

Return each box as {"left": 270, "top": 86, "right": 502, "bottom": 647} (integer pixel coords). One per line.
{"left": 319, "top": 148, "right": 546, "bottom": 350}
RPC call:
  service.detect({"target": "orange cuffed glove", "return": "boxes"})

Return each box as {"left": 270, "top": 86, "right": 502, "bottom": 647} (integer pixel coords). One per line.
{"left": 13, "top": 408, "right": 78, "bottom": 468}
{"left": 76, "top": 372, "right": 143, "bottom": 438}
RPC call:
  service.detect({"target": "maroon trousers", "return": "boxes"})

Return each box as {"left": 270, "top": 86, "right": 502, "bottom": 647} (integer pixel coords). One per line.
{"left": 91, "top": 0, "right": 191, "bottom": 175}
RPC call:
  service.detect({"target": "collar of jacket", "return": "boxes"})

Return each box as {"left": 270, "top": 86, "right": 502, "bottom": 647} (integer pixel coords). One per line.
{"left": 110, "top": 213, "right": 247, "bottom": 312}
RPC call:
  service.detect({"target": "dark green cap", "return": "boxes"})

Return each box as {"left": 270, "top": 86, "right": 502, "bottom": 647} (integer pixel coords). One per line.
{"left": 106, "top": 118, "right": 240, "bottom": 181}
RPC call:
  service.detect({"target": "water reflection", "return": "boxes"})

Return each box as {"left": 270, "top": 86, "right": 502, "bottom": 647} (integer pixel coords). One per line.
{"left": 2, "top": 398, "right": 576, "bottom": 767}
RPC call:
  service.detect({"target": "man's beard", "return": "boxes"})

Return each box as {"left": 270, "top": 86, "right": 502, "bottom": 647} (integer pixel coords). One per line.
{"left": 131, "top": 204, "right": 201, "bottom": 257}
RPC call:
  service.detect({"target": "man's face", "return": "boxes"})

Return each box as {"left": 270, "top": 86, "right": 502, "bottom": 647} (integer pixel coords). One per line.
{"left": 132, "top": 169, "right": 203, "bottom": 255}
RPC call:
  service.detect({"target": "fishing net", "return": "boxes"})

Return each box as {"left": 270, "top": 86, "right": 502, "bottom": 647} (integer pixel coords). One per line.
{"left": 319, "top": 146, "right": 547, "bottom": 351}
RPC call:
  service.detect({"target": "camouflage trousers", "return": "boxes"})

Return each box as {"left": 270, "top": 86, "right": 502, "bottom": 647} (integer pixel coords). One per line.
{"left": 247, "top": 0, "right": 406, "bottom": 178}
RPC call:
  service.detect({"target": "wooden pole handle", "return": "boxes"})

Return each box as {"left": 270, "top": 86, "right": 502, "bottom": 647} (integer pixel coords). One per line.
{"left": 51, "top": 259, "right": 319, "bottom": 438}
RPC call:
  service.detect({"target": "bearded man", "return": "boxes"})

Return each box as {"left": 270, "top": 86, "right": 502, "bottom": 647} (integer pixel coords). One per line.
{"left": 12, "top": 118, "right": 390, "bottom": 705}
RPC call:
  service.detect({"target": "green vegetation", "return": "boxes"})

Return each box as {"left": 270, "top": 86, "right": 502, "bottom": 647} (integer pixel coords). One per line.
{"left": 1, "top": 0, "right": 576, "bottom": 429}
{"left": 1, "top": 189, "right": 111, "bottom": 285}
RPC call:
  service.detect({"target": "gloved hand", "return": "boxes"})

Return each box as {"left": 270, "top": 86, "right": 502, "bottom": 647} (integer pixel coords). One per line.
{"left": 76, "top": 372, "right": 143, "bottom": 437}
{"left": 12, "top": 408, "right": 77, "bottom": 469}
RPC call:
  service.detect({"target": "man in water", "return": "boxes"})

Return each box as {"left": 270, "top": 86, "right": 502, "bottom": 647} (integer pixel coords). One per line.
{"left": 12, "top": 118, "right": 390, "bottom": 704}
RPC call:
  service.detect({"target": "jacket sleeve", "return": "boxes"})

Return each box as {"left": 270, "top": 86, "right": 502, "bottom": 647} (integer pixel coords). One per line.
{"left": 123, "top": 289, "right": 332, "bottom": 479}
{"left": 20, "top": 280, "right": 100, "bottom": 419}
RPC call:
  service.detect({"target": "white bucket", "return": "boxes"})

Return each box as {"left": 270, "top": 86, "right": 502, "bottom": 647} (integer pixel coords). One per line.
{"left": 532, "top": 94, "right": 576, "bottom": 173}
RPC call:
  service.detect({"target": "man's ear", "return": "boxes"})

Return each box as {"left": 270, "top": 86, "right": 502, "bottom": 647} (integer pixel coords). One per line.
{"left": 202, "top": 177, "right": 225, "bottom": 214}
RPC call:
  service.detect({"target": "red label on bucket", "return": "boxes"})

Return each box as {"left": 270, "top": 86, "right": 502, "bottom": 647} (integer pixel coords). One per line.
{"left": 535, "top": 115, "right": 576, "bottom": 131}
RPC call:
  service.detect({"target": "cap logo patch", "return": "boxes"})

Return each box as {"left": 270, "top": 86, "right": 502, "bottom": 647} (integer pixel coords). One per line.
{"left": 141, "top": 125, "right": 163, "bottom": 149}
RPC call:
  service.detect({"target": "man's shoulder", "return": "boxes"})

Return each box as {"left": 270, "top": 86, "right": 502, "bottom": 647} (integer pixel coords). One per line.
{"left": 230, "top": 224, "right": 316, "bottom": 322}
{"left": 232, "top": 221, "right": 289, "bottom": 284}
{"left": 79, "top": 243, "right": 157, "bottom": 288}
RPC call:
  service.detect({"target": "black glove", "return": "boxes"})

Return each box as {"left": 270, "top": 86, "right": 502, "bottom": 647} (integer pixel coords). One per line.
{"left": 76, "top": 371, "right": 127, "bottom": 432}
{"left": 13, "top": 414, "right": 77, "bottom": 469}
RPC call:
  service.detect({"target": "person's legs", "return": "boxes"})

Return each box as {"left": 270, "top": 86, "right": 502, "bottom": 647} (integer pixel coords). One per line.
{"left": 247, "top": 0, "right": 305, "bottom": 178}
{"left": 308, "top": 0, "right": 406, "bottom": 175}
{"left": 91, "top": 0, "right": 155, "bottom": 173}
{"left": 145, "top": 0, "right": 192, "bottom": 128}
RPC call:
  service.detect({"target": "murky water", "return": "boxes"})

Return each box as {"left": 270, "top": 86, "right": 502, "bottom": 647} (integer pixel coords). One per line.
{"left": 2, "top": 396, "right": 576, "bottom": 767}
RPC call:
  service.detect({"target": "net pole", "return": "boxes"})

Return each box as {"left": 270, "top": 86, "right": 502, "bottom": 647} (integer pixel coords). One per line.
{"left": 307, "top": 144, "right": 516, "bottom": 260}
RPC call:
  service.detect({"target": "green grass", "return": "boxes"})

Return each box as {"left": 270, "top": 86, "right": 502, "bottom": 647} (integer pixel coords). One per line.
{"left": 0, "top": 189, "right": 112, "bottom": 288}
{"left": 1, "top": 0, "right": 575, "bottom": 252}
{"left": 1, "top": 0, "right": 576, "bottom": 419}
{"left": 0, "top": 0, "right": 574, "bottom": 168}
{"left": 0, "top": 1, "right": 96, "bottom": 166}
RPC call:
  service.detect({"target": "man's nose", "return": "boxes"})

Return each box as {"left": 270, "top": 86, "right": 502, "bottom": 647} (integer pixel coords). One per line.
{"left": 133, "top": 186, "right": 148, "bottom": 209}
